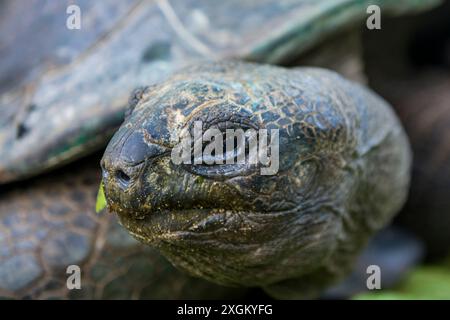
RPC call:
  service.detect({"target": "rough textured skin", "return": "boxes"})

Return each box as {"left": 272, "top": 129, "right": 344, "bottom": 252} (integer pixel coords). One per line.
{"left": 101, "top": 61, "right": 411, "bottom": 299}
{"left": 0, "top": 155, "right": 245, "bottom": 299}
{"left": 0, "top": 0, "right": 438, "bottom": 183}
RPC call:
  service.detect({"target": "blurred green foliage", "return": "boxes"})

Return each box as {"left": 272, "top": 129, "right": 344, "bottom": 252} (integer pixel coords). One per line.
{"left": 355, "top": 259, "right": 450, "bottom": 300}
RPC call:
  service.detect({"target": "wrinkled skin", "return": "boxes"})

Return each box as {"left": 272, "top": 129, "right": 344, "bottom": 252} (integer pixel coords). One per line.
{"left": 102, "top": 61, "right": 411, "bottom": 298}
{"left": 0, "top": 0, "right": 438, "bottom": 183}
{"left": 0, "top": 154, "right": 245, "bottom": 299}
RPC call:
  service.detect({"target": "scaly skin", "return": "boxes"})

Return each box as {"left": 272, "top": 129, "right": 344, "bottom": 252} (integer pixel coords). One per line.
{"left": 102, "top": 61, "right": 411, "bottom": 298}
{"left": 0, "top": 154, "right": 245, "bottom": 299}
{"left": 0, "top": 0, "right": 438, "bottom": 183}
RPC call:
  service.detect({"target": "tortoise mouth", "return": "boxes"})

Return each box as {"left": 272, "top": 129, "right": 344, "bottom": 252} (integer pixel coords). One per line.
{"left": 112, "top": 205, "right": 235, "bottom": 244}
{"left": 111, "top": 198, "right": 303, "bottom": 245}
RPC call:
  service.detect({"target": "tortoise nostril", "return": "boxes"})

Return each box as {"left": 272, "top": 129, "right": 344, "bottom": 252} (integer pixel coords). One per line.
{"left": 100, "top": 162, "right": 107, "bottom": 178}
{"left": 116, "top": 169, "right": 131, "bottom": 188}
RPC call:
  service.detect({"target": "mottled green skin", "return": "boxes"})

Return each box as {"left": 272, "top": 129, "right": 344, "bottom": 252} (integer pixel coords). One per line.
{"left": 0, "top": 155, "right": 245, "bottom": 299}
{"left": 102, "top": 61, "right": 411, "bottom": 298}
{"left": 0, "top": 0, "right": 438, "bottom": 183}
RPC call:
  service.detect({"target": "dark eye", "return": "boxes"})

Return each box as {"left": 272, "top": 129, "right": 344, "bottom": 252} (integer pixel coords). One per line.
{"left": 116, "top": 169, "right": 131, "bottom": 188}
{"left": 183, "top": 122, "right": 259, "bottom": 179}
{"left": 198, "top": 134, "right": 242, "bottom": 164}
{"left": 184, "top": 162, "right": 254, "bottom": 180}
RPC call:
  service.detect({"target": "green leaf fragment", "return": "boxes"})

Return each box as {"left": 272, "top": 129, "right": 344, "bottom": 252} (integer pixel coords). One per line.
{"left": 96, "top": 181, "right": 107, "bottom": 213}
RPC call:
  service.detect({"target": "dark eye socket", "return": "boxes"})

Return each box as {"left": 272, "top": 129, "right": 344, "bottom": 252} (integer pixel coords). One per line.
{"left": 203, "top": 135, "right": 250, "bottom": 164}
{"left": 116, "top": 169, "right": 131, "bottom": 188}
{"left": 182, "top": 121, "right": 260, "bottom": 179}
{"left": 191, "top": 125, "right": 257, "bottom": 164}
{"left": 183, "top": 163, "right": 255, "bottom": 180}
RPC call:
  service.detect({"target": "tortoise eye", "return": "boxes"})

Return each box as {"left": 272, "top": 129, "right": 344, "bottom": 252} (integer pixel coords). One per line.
{"left": 196, "top": 134, "right": 243, "bottom": 165}
{"left": 183, "top": 125, "right": 259, "bottom": 179}
{"left": 116, "top": 169, "right": 131, "bottom": 188}
{"left": 183, "top": 162, "right": 256, "bottom": 180}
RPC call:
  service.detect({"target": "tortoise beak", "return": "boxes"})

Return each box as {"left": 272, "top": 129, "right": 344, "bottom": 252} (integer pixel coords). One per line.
{"left": 100, "top": 126, "right": 168, "bottom": 217}
{"left": 101, "top": 128, "right": 167, "bottom": 186}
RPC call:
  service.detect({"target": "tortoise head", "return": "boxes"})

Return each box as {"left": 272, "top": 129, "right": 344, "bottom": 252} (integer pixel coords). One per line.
{"left": 101, "top": 63, "right": 353, "bottom": 287}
